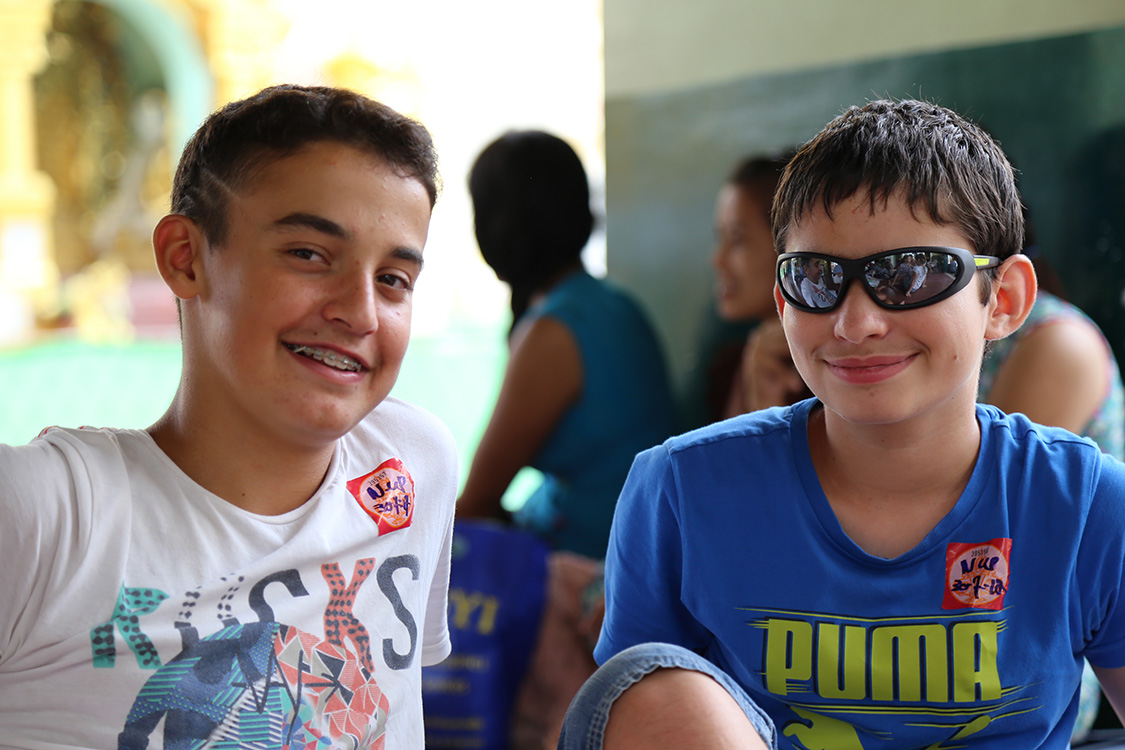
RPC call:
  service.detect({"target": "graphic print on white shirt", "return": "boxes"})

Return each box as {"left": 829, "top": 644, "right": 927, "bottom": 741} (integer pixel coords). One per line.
{"left": 112, "top": 555, "right": 420, "bottom": 749}
{"left": 94, "top": 457, "right": 423, "bottom": 749}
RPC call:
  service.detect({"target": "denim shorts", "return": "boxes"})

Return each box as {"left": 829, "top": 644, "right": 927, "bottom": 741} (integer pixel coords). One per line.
{"left": 556, "top": 642, "right": 778, "bottom": 749}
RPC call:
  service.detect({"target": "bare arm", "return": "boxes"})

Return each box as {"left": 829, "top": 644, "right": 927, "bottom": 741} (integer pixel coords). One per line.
{"left": 984, "top": 319, "right": 1109, "bottom": 434}
{"left": 1093, "top": 664, "right": 1125, "bottom": 725}
{"left": 456, "top": 316, "right": 582, "bottom": 519}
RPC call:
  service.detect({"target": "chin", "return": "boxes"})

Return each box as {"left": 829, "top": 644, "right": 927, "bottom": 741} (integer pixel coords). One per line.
{"left": 717, "top": 300, "right": 750, "bottom": 321}
{"left": 292, "top": 416, "right": 360, "bottom": 445}
{"left": 825, "top": 395, "right": 945, "bottom": 430}
{"left": 292, "top": 397, "right": 385, "bottom": 445}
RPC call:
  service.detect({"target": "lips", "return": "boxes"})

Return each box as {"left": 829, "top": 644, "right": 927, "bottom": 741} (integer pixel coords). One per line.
{"left": 825, "top": 353, "right": 916, "bottom": 384}
{"left": 284, "top": 343, "right": 366, "bottom": 373}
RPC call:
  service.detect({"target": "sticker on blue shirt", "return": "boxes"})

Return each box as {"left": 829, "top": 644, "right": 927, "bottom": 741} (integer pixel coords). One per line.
{"left": 944, "top": 538, "right": 1012, "bottom": 610}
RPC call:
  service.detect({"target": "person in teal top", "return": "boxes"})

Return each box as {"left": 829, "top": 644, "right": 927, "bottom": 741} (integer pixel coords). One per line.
{"left": 456, "top": 130, "right": 677, "bottom": 559}
{"left": 514, "top": 270, "right": 678, "bottom": 557}
{"left": 978, "top": 287, "right": 1125, "bottom": 461}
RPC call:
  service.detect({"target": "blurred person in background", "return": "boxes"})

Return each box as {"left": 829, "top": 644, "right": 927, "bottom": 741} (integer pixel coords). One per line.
{"left": 456, "top": 129, "right": 676, "bottom": 561}
{"left": 446, "top": 130, "right": 678, "bottom": 749}
{"left": 710, "top": 152, "right": 810, "bottom": 419}
{"left": 977, "top": 217, "right": 1124, "bottom": 461}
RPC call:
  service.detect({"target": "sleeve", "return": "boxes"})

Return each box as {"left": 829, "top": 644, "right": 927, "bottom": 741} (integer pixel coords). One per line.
{"left": 594, "top": 444, "right": 713, "bottom": 664}
{"left": 420, "top": 503, "right": 455, "bottom": 666}
{"left": 1079, "top": 452, "right": 1125, "bottom": 668}
{"left": 0, "top": 436, "right": 81, "bottom": 664}
{"left": 418, "top": 411, "right": 459, "bottom": 667}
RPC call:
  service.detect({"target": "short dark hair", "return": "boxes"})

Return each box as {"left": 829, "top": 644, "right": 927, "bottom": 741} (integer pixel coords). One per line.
{"left": 171, "top": 84, "right": 440, "bottom": 246}
{"left": 772, "top": 99, "right": 1023, "bottom": 297}
{"left": 726, "top": 150, "right": 795, "bottom": 228}
{"left": 468, "top": 130, "right": 594, "bottom": 322}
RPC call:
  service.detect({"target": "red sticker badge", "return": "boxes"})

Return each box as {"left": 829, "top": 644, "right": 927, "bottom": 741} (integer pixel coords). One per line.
{"left": 346, "top": 457, "right": 415, "bottom": 535}
{"left": 943, "top": 538, "right": 1012, "bottom": 610}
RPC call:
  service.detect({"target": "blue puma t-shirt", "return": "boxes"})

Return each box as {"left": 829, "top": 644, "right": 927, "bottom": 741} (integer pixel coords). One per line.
{"left": 597, "top": 398, "right": 1125, "bottom": 748}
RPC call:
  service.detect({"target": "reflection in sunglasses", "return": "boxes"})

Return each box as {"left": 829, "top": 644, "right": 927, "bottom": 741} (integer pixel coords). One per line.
{"left": 777, "top": 247, "right": 1000, "bottom": 313}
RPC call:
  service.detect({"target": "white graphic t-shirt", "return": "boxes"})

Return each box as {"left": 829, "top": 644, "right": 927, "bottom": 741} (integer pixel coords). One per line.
{"left": 0, "top": 397, "right": 457, "bottom": 750}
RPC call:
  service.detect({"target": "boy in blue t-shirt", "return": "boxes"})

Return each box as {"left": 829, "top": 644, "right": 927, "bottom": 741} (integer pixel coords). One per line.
{"left": 557, "top": 99, "right": 1125, "bottom": 750}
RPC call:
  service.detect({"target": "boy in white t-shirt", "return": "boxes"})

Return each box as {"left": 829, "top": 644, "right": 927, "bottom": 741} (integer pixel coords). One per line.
{"left": 0, "top": 85, "right": 458, "bottom": 749}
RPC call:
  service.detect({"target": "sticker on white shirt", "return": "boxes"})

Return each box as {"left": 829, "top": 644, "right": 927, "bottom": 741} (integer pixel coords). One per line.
{"left": 347, "top": 457, "right": 415, "bottom": 535}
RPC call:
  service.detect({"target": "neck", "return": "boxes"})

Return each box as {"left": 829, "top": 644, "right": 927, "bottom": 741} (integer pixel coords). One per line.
{"left": 528, "top": 260, "right": 585, "bottom": 304}
{"left": 147, "top": 390, "right": 336, "bottom": 516}
{"left": 807, "top": 398, "right": 982, "bottom": 558}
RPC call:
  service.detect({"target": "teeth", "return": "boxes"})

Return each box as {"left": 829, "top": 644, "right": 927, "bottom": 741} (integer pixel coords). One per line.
{"left": 286, "top": 344, "right": 363, "bottom": 372}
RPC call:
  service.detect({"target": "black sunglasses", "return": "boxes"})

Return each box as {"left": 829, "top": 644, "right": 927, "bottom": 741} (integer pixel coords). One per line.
{"left": 776, "top": 246, "right": 1001, "bottom": 313}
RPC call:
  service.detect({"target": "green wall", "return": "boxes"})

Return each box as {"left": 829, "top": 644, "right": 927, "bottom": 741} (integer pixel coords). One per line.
{"left": 605, "top": 26, "right": 1125, "bottom": 428}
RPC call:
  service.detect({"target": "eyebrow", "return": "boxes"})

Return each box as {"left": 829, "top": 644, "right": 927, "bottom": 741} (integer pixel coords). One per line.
{"left": 274, "top": 212, "right": 350, "bottom": 239}
{"left": 392, "top": 247, "right": 425, "bottom": 271}
{"left": 273, "top": 212, "right": 424, "bottom": 270}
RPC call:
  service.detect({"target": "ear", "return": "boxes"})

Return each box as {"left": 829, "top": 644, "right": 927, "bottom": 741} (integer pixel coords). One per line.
{"left": 984, "top": 254, "right": 1037, "bottom": 341}
{"left": 773, "top": 282, "right": 787, "bottom": 319}
{"left": 152, "top": 214, "right": 207, "bottom": 301}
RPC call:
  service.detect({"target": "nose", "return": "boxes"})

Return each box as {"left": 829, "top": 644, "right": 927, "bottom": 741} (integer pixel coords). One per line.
{"left": 711, "top": 240, "right": 728, "bottom": 272}
{"left": 323, "top": 271, "right": 379, "bottom": 334}
{"left": 832, "top": 280, "right": 889, "bottom": 343}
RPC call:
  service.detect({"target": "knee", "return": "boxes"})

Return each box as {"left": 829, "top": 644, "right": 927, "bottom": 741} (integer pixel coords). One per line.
{"left": 605, "top": 667, "right": 770, "bottom": 749}
{"left": 558, "top": 643, "right": 774, "bottom": 750}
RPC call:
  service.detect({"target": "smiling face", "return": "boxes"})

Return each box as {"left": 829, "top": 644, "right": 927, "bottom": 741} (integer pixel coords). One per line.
{"left": 777, "top": 191, "right": 996, "bottom": 431}
{"left": 712, "top": 183, "right": 778, "bottom": 321}
{"left": 180, "top": 140, "right": 432, "bottom": 450}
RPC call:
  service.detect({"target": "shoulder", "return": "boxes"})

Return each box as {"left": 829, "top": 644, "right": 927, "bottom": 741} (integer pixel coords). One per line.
{"left": 346, "top": 397, "right": 459, "bottom": 497}
{"left": 1017, "top": 292, "right": 1109, "bottom": 356}
{"left": 0, "top": 426, "right": 141, "bottom": 489}
{"left": 977, "top": 408, "right": 1125, "bottom": 570}
{"left": 1030, "top": 290, "right": 1086, "bottom": 321}
{"left": 0, "top": 426, "right": 149, "bottom": 577}
{"left": 537, "top": 273, "right": 646, "bottom": 324}
{"left": 616, "top": 404, "right": 808, "bottom": 529}
{"left": 509, "top": 312, "right": 580, "bottom": 360}
{"left": 532, "top": 271, "right": 593, "bottom": 314}
{"left": 1023, "top": 293, "right": 1108, "bottom": 348}
{"left": 662, "top": 401, "right": 800, "bottom": 459}
{"left": 1, "top": 426, "right": 161, "bottom": 512}
{"left": 979, "top": 403, "right": 1096, "bottom": 454}
{"left": 978, "top": 405, "right": 1119, "bottom": 494}
{"left": 349, "top": 397, "right": 456, "bottom": 462}
{"left": 527, "top": 275, "right": 658, "bottom": 359}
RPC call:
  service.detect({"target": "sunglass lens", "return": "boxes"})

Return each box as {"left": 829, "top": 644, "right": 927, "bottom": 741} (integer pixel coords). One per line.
{"left": 780, "top": 256, "right": 840, "bottom": 310}
{"left": 863, "top": 252, "right": 961, "bottom": 307}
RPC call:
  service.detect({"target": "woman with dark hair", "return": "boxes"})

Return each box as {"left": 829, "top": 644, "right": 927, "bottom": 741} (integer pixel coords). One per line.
{"left": 456, "top": 130, "right": 676, "bottom": 559}
{"left": 710, "top": 151, "right": 810, "bottom": 419}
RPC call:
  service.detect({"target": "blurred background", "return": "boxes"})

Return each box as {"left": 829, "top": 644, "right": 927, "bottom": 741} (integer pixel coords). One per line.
{"left": 2, "top": 0, "right": 1125, "bottom": 499}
